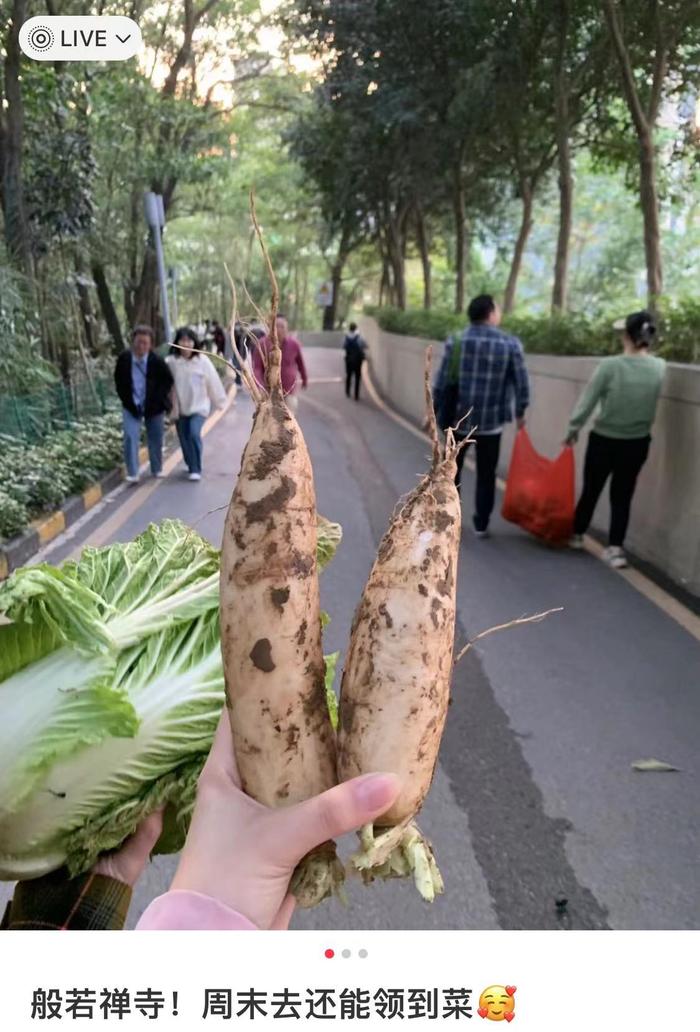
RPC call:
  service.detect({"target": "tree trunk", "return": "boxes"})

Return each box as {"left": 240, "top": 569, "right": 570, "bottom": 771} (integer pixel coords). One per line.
{"left": 322, "top": 259, "right": 343, "bottom": 330}
{"left": 386, "top": 222, "right": 406, "bottom": 310}
{"left": 92, "top": 261, "right": 126, "bottom": 352}
{"left": 74, "top": 253, "right": 98, "bottom": 355}
{"left": 2, "top": 0, "right": 32, "bottom": 273}
{"left": 504, "top": 188, "right": 534, "bottom": 314}
{"left": 453, "top": 161, "right": 466, "bottom": 314}
{"left": 639, "top": 132, "right": 663, "bottom": 308}
{"left": 552, "top": 0, "right": 573, "bottom": 313}
{"left": 601, "top": 0, "right": 664, "bottom": 309}
{"left": 415, "top": 206, "right": 432, "bottom": 310}
{"left": 379, "top": 252, "right": 391, "bottom": 307}
{"left": 133, "top": 245, "right": 160, "bottom": 328}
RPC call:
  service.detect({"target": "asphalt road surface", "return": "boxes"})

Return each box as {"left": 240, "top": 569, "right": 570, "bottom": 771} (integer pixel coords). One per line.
{"left": 4, "top": 347, "right": 699, "bottom": 931}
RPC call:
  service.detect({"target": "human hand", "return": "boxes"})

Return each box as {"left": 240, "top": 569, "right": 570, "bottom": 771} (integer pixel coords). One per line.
{"left": 516, "top": 416, "right": 526, "bottom": 430}
{"left": 170, "top": 714, "right": 400, "bottom": 930}
{"left": 94, "top": 810, "right": 164, "bottom": 888}
{"left": 564, "top": 431, "right": 577, "bottom": 447}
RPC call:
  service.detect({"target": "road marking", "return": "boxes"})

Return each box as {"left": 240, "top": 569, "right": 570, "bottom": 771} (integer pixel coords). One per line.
{"left": 63, "top": 389, "right": 237, "bottom": 559}
{"left": 361, "top": 365, "right": 700, "bottom": 643}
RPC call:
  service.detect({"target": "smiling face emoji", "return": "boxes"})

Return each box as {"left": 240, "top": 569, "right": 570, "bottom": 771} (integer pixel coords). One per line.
{"left": 478, "top": 986, "right": 516, "bottom": 1022}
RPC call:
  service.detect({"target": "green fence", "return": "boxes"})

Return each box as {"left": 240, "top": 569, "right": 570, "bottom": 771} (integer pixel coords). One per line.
{"left": 0, "top": 376, "right": 116, "bottom": 443}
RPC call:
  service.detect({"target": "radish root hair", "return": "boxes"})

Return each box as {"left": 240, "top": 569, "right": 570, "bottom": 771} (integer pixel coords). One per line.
{"left": 223, "top": 262, "right": 264, "bottom": 405}
{"left": 249, "top": 190, "right": 282, "bottom": 395}
{"left": 352, "top": 821, "right": 444, "bottom": 903}
{"left": 454, "top": 607, "right": 564, "bottom": 665}
{"left": 290, "top": 843, "right": 347, "bottom": 909}
{"left": 423, "top": 346, "right": 475, "bottom": 469}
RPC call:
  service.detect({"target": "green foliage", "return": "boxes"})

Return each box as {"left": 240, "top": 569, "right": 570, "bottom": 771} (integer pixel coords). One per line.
{"left": 0, "top": 492, "right": 29, "bottom": 541}
{"left": 366, "top": 305, "right": 464, "bottom": 341}
{"left": 0, "top": 266, "right": 57, "bottom": 393}
{"left": 0, "top": 413, "right": 124, "bottom": 541}
{"left": 368, "top": 305, "right": 699, "bottom": 364}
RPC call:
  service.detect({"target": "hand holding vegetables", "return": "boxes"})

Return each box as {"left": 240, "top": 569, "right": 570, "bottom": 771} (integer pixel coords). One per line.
{"left": 170, "top": 713, "right": 400, "bottom": 929}
{"left": 93, "top": 809, "right": 164, "bottom": 888}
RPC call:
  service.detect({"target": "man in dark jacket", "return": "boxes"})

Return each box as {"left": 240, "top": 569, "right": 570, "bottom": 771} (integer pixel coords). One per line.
{"left": 343, "top": 322, "right": 367, "bottom": 401}
{"left": 114, "top": 325, "right": 173, "bottom": 484}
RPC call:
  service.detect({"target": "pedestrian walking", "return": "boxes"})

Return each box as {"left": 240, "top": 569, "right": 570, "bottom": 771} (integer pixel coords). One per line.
{"left": 343, "top": 322, "right": 367, "bottom": 400}
{"left": 212, "top": 320, "right": 227, "bottom": 357}
{"left": 114, "top": 325, "right": 173, "bottom": 485}
{"left": 167, "top": 327, "right": 227, "bottom": 481}
{"left": 566, "top": 311, "right": 666, "bottom": 568}
{"left": 433, "top": 294, "right": 529, "bottom": 538}
{"left": 252, "top": 315, "right": 308, "bottom": 412}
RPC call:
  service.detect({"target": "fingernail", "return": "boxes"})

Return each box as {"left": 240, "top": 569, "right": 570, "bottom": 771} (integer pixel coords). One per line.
{"left": 352, "top": 773, "right": 400, "bottom": 811}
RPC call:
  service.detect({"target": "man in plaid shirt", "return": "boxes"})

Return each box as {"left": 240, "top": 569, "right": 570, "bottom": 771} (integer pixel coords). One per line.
{"left": 434, "top": 294, "right": 529, "bottom": 537}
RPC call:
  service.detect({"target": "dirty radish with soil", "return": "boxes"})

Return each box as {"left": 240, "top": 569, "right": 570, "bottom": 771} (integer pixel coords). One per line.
{"left": 219, "top": 197, "right": 342, "bottom": 907}
{"left": 337, "top": 350, "right": 466, "bottom": 901}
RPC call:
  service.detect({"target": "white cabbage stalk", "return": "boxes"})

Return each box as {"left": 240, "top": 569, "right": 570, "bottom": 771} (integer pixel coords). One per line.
{"left": 0, "top": 517, "right": 341, "bottom": 880}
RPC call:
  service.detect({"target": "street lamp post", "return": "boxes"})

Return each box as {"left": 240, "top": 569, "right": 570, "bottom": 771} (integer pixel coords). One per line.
{"left": 143, "top": 191, "right": 172, "bottom": 346}
{"left": 169, "top": 267, "right": 178, "bottom": 328}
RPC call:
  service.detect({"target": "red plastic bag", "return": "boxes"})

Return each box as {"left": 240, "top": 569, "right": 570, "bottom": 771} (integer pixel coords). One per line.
{"left": 502, "top": 429, "right": 575, "bottom": 544}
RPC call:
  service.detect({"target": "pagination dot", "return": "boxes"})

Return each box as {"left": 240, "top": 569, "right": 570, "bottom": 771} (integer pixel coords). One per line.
{"left": 341, "top": 949, "right": 351, "bottom": 958}
{"left": 324, "top": 949, "right": 334, "bottom": 958}
{"left": 359, "top": 949, "right": 369, "bottom": 958}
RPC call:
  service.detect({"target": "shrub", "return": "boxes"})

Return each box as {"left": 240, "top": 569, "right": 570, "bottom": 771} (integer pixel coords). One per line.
{"left": 0, "top": 412, "right": 125, "bottom": 543}
{"left": 0, "top": 491, "right": 29, "bottom": 541}
{"left": 365, "top": 304, "right": 699, "bottom": 364}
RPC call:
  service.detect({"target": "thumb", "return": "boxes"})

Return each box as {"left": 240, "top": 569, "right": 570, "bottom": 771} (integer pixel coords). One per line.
{"left": 268, "top": 773, "right": 401, "bottom": 867}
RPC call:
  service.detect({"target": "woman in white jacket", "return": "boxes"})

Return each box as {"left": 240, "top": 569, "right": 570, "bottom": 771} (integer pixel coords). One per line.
{"left": 167, "top": 327, "right": 227, "bottom": 481}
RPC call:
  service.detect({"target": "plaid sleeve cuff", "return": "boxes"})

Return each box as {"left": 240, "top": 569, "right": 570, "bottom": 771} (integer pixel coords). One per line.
{"left": 2, "top": 869, "right": 132, "bottom": 931}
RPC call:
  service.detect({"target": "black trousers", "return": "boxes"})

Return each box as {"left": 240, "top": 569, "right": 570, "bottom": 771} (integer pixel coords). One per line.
{"left": 345, "top": 360, "right": 362, "bottom": 400}
{"left": 574, "top": 431, "right": 650, "bottom": 547}
{"left": 455, "top": 433, "right": 501, "bottom": 532}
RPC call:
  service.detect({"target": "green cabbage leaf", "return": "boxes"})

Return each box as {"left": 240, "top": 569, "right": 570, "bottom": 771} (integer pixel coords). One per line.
{"left": 0, "top": 517, "right": 342, "bottom": 879}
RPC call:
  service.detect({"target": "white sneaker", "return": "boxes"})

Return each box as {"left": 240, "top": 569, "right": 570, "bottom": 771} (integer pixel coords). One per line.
{"left": 569, "top": 534, "right": 584, "bottom": 550}
{"left": 603, "top": 546, "right": 628, "bottom": 569}
{"left": 188, "top": 472, "right": 202, "bottom": 482}
{"left": 125, "top": 475, "right": 139, "bottom": 485}
{"left": 153, "top": 471, "right": 166, "bottom": 479}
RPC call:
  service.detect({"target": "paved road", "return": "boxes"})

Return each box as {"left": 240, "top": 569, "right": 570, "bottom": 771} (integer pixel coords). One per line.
{"left": 5, "top": 348, "right": 699, "bottom": 930}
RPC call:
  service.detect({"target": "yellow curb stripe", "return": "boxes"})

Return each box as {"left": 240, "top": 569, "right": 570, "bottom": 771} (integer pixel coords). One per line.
{"left": 0, "top": 554, "right": 8, "bottom": 580}
{"left": 36, "top": 511, "right": 66, "bottom": 544}
{"left": 82, "top": 484, "right": 103, "bottom": 510}
{"left": 361, "top": 364, "right": 700, "bottom": 644}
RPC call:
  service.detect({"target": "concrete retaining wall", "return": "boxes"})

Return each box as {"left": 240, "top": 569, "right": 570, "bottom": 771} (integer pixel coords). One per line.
{"left": 359, "top": 317, "right": 700, "bottom": 598}
{"left": 299, "top": 330, "right": 345, "bottom": 349}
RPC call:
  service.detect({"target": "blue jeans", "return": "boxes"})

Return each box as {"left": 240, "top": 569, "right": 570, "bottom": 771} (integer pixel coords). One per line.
{"left": 122, "top": 409, "right": 164, "bottom": 477}
{"left": 176, "top": 414, "right": 206, "bottom": 474}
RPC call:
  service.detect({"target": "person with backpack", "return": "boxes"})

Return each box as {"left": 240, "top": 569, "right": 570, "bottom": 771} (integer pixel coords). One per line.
{"left": 343, "top": 322, "right": 367, "bottom": 401}
{"left": 433, "top": 295, "right": 529, "bottom": 537}
{"left": 566, "top": 310, "right": 666, "bottom": 569}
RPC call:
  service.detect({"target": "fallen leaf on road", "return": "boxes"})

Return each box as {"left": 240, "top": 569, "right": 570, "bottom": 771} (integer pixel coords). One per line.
{"left": 631, "top": 758, "right": 680, "bottom": 772}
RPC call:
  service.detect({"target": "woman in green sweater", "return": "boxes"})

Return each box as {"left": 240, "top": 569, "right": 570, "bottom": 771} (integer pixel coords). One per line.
{"left": 566, "top": 311, "right": 666, "bottom": 569}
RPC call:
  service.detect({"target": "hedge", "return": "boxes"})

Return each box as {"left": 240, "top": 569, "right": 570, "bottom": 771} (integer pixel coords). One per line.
{"left": 0, "top": 412, "right": 125, "bottom": 541}
{"left": 366, "top": 304, "right": 700, "bottom": 364}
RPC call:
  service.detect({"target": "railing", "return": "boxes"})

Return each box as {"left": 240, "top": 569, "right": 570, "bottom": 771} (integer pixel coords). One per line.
{"left": 0, "top": 376, "right": 116, "bottom": 443}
